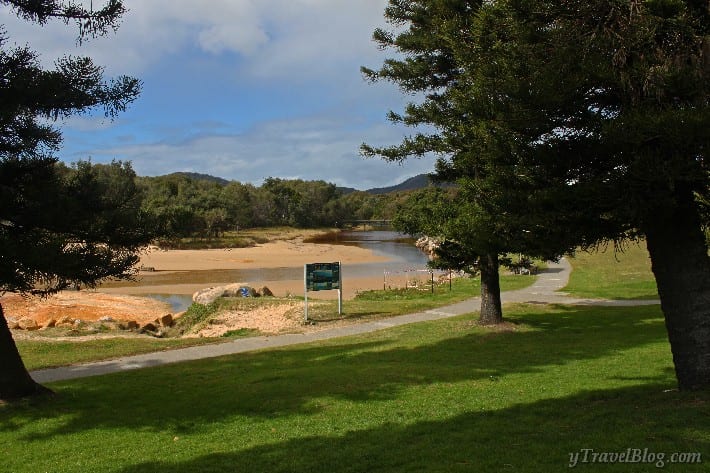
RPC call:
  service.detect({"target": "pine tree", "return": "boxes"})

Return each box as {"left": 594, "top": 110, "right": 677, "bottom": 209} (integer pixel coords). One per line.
{"left": 366, "top": 0, "right": 709, "bottom": 389}
{"left": 0, "top": 1, "right": 146, "bottom": 401}
{"left": 362, "top": 0, "right": 573, "bottom": 324}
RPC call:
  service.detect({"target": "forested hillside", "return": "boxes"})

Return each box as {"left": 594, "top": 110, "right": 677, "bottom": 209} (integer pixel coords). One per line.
{"left": 134, "top": 170, "right": 428, "bottom": 241}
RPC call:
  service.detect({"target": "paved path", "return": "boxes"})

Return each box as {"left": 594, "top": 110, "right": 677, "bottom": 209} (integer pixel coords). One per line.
{"left": 30, "top": 258, "right": 658, "bottom": 384}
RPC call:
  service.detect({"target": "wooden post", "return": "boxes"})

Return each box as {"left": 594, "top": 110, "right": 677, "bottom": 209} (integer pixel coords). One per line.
{"left": 304, "top": 264, "right": 308, "bottom": 322}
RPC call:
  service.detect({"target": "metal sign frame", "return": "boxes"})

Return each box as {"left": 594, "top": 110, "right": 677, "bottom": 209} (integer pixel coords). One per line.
{"left": 304, "top": 262, "right": 342, "bottom": 321}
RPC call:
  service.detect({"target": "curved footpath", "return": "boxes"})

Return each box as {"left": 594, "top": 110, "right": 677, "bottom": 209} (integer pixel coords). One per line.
{"left": 30, "top": 258, "right": 659, "bottom": 384}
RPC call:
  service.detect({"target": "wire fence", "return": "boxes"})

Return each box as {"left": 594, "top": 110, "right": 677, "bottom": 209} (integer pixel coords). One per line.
{"left": 383, "top": 268, "right": 456, "bottom": 292}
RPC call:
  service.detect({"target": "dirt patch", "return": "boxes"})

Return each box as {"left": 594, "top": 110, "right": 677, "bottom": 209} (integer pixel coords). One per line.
{"left": 185, "top": 302, "right": 304, "bottom": 338}
{"left": 1, "top": 292, "right": 171, "bottom": 326}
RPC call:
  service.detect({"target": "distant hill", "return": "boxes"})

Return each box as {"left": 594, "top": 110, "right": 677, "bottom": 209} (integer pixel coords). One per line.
{"left": 158, "top": 171, "right": 440, "bottom": 194}
{"left": 169, "top": 172, "right": 230, "bottom": 186}
{"left": 365, "top": 174, "right": 437, "bottom": 195}
{"left": 338, "top": 174, "right": 443, "bottom": 195}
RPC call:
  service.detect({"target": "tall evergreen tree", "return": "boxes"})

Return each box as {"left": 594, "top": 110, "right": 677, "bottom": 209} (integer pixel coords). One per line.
{"left": 508, "top": 0, "right": 710, "bottom": 390}
{"left": 366, "top": 0, "right": 709, "bottom": 389}
{"left": 0, "top": 0, "right": 145, "bottom": 400}
{"left": 362, "top": 0, "right": 572, "bottom": 324}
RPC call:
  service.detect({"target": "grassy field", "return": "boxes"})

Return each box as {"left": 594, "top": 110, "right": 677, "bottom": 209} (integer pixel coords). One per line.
{"left": 2, "top": 304, "right": 707, "bottom": 472}
{"left": 15, "top": 337, "right": 220, "bottom": 372}
{"left": 565, "top": 241, "right": 658, "bottom": 300}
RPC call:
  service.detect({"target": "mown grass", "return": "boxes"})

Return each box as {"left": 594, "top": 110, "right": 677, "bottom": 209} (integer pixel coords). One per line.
{"left": 299, "top": 273, "right": 535, "bottom": 323}
{"left": 564, "top": 241, "right": 658, "bottom": 300}
{"left": 15, "top": 337, "right": 219, "bottom": 372}
{"left": 2, "top": 304, "right": 707, "bottom": 473}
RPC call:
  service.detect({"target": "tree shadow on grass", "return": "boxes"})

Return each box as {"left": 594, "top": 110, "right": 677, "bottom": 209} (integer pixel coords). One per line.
{"left": 113, "top": 383, "right": 707, "bottom": 473}
{"left": 1, "top": 305, "right": 674, "bottom": 443}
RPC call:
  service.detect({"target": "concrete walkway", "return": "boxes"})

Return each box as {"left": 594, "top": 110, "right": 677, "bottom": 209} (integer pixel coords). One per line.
{"left": 30, "top": 258, "right": 659, "bottom": 384}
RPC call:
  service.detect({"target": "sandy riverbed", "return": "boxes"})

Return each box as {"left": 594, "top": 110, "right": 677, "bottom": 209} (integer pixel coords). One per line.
{"left": 98, "top": 237, "right": 396, "bottom": 300}
{"left": 137, "top": 238, "right": 391, "bottom": 271}
{"left": 2, "top": 237, "right": 401, "bottom": 330}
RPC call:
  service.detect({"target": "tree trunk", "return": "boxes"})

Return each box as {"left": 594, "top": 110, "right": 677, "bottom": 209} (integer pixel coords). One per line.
{"left": 0, "top": 303, "right": 51, "bottom": 401}
{"left": 643, "top": 188, "right": 710, "bottom": 391}
{"left": 479, "top": 253, "right": 503, "bottom": 325}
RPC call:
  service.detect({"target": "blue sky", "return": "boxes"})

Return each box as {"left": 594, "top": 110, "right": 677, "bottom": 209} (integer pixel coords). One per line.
{"left": 1, "top": 0, "right": 434, "bottom": 190}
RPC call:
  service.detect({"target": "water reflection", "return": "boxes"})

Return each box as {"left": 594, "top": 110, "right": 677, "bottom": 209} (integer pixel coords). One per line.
{"left": 143, "top": 293, "right": 194, "bottom": 312}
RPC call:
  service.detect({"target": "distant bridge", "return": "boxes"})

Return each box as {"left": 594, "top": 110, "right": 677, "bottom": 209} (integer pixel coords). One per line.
{"left": 340, "top": 219, "right": 392, "bottom": 229}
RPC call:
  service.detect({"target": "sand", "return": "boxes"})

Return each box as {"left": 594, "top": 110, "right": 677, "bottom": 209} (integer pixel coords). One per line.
{"left": 1, "top": 292, "right": 172, "bottom": 326}
{"left": 135, "top": 238, "right": 390, "bottom": 271}
{"left": 3, "top": 237, "right": 402, "bottom": 330}
{"left": 98, "top": 237, "right": 394, "bottom": 300}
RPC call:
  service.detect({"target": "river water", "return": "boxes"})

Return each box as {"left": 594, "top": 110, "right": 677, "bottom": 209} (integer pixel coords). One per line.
{"left": 118, "top": 231, "right": 432, "bottom": 312}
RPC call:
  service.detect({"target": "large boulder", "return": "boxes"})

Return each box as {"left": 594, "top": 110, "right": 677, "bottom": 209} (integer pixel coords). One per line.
{"left": 193, "top": 283, "right": 252, "bottom": 304}
{"left": 415, "top": 236, "right": 440, "bottom": 259}
{"left": 221, "top": 283, "right": 249, "bottom": 298}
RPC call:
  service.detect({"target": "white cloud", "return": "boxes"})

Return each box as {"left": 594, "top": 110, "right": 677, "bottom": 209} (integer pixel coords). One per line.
{"left": 3, "top": 1, "right": 428, "bottom": 189}
{"left": 2, "top": 0, "right": 391, "bottom": 78}
{"left": 75, "top": 116, "right": 433, "bottom": 189}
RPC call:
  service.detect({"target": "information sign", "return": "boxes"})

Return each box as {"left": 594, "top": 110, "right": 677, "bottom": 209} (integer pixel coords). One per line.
{"left": 305, "top": 263, "right": 341, "bottom": 291}
{"left": 304, "top": 262, "right": 342, "bottom": 321}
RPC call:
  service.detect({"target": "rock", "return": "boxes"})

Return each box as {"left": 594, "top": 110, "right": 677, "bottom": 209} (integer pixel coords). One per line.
{"left": 238, "top": 286, "right": 258, "bottom": 298}
{"left": 159, "top": 314, "right": 173, "bottom": 327}
{"left": 18, "top": 317, "right": 39, "bottom": 331}
{"left": 99, "top": 316, "right": 115, "bottom": 322}
{"left": 222, "top": 283, "right": 249, "bottom": 298}
{"left": 6, "top": 318, "right": 19, "bottom": 329}
{"left": 58, "top": 315, "right": 72, "bottom": 325}
{"left": 141, "top": 322, "right": 157, "bottom": 332}
{"left": 260, "top": 286, "right": 274, "bottom": 297}
{"left": 119, "top": 320, "right": 139, "bottom": 330}
{"left": 45, "top": 318, "right": 57, "bottom": 328}
{"left": 192, "top": 286, "right": 226, "bottom": 305}
{"left": 194, "top": 283, "right": 245, "bottom": 304}
{"left": 415, "top": 236, "right": 440, "bottom": 259}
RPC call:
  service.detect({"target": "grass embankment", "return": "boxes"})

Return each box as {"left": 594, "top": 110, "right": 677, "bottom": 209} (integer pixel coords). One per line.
{"left": 3, "top": 304, "right": 707, "bottom": 473}
{"left": 16, "top": 337, "right": 219, "bottom": 372}
{"left": 565, "top": 242, "right": 658, "bottom": 300}
{"left": 16, "top": 274, "right": 536, "bottom": 371}
{"left": 156, "top": 227, "right": 334, "bottom": 250}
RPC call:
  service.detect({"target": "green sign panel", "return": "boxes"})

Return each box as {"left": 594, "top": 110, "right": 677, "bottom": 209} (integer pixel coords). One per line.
{"left": 305, "top": 262, "right": 341, "bottom": 291}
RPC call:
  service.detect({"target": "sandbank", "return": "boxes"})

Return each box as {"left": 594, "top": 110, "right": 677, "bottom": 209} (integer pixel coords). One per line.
{"left": 98, "top": 237, "right": 397, "bottom": 300}
{"left": 135, "top": 238, "right": 390, "bottom": 272}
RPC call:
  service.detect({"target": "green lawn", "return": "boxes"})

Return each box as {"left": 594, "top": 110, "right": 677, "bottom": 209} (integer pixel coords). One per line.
{"left": 564, "top": 242, "right": 659, "bottom": 300}
{"left": 15, "top": 337, "right": 219, "bottom": 372}
{"left": 2, "top": 304, "right": 707, "bottom": 472}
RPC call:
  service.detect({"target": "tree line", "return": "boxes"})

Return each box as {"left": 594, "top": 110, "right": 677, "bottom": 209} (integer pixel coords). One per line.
{"left": 136, "top": 172, "right": 415, "bottom": 240}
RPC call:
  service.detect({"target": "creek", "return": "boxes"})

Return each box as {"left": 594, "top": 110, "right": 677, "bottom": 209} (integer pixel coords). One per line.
{"left": 119, "top": 231, "right": 431, "bottom": 312}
